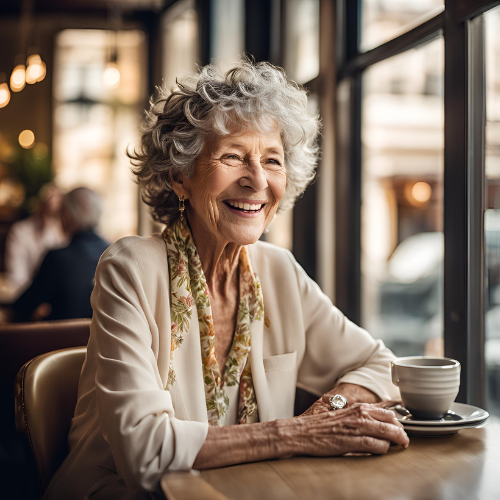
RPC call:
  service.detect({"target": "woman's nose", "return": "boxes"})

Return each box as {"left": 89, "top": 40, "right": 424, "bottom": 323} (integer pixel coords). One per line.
{"left": 239, "top": 159, "right": 268, "bottom": 192}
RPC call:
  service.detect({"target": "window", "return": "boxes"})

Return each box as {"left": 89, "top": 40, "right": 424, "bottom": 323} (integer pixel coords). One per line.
{"left": 361, "top": 39, "right": 444, "bottom": 357}
{"left": 361, "top": 0, "right": 444, "bottom": 51}
{"left": 484, "top": 5, "right": 500, "bottom": 419}
{"left": 53, "top": 29, "right": 146, "bottom": 242}
{"left": 336, "top": 0, "right": 500, "bottom": 415}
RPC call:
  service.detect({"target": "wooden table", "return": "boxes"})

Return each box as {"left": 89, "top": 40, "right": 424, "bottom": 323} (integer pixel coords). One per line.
{"left": 162, "top": 422, "right": 500, "bottom": 500}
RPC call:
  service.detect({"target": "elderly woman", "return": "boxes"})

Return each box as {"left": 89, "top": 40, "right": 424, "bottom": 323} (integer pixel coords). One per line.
{"left": 44, "top": 61, "right": 408, "bottom": 500}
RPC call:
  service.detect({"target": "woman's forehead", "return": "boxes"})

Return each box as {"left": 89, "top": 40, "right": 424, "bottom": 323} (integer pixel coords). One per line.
{"left": 210, "top": 127, "right": 284, "bottom": 152}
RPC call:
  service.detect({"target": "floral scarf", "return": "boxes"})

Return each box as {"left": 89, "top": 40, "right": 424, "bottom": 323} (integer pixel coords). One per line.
{"left": 162, "top": 217, "right": 264, "bottom": 426}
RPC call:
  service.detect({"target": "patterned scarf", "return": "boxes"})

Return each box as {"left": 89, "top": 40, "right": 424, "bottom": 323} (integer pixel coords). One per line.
{"left": 162, "top": 217, "right": 264, "bottom": 426}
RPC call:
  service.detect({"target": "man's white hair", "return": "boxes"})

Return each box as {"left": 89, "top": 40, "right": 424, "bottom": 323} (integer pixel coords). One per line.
{"left": 62, "top": 187, "right": 102, "bottom": 232}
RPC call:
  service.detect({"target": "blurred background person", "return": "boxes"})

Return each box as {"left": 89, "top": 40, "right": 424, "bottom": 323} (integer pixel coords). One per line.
{"left": 4, "top": 183, "right": 67, "bottom": 293}
{"left": 12, "top": 187, "right": 108, "bottom": 321}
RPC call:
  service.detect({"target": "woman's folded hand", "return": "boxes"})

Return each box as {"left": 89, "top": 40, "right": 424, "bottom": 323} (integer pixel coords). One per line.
{"left": 279, "top": 403, "right": 409, "bottom": 457}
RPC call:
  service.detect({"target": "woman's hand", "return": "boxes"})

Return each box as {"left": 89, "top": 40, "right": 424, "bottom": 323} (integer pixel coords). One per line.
{"left": 193, "top": 403, "right": 408, "bottom": 470}
{"left": 282, "top": 403, "right": 409, "bottom": 457}
{"left": 301, "top": 383, "right": 381, "bottom": 416}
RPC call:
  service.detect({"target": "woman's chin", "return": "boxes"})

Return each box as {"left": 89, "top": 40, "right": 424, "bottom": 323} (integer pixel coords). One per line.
{"left": 222, "top": 226, "right": 264, "bottom": 247}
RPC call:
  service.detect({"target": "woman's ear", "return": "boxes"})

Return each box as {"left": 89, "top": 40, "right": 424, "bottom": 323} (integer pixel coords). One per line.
{"left": 169, "top": 169, "right": 190, "bottom": 200}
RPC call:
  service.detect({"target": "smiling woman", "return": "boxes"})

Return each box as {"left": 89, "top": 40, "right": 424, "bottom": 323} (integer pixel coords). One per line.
{"left": 43, "top": 60, "right": 408, "bottom": 500}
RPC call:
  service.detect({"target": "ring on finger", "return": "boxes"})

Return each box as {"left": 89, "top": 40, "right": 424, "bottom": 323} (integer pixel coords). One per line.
{"left": 329, "top": 394, "right": 348, "bottom": 410}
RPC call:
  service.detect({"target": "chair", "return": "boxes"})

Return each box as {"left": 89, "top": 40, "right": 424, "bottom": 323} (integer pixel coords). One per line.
{"left": 14, "top": 347, "right": 87, "bottom": 495}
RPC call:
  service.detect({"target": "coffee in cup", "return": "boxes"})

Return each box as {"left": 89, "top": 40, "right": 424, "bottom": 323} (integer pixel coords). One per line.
{"left": 391, "top": 356, "right": 461, "bottom": 420}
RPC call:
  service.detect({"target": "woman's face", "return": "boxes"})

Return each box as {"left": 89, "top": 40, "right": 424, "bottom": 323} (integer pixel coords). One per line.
{"left": 183, "top": 126, "right": 286, "bottom": 247}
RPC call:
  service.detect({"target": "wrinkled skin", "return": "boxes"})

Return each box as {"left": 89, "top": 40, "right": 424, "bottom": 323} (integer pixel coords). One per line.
{"left": 170, "top": 126, "right": 409, "bottom": 470}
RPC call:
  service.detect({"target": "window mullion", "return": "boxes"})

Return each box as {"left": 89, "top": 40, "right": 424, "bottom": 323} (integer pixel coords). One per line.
{"left": 466, "top": 15, "right": 486, "bottom": 408}
{"left": 443, "top": 2, "right": 469, "bottom": 402}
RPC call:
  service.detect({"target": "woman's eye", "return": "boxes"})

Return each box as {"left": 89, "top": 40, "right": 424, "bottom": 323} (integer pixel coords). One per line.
{"left": 265, "top": 158, "right": 282, "bottom": 166}
{"left": 222, "top": 154, "right": 244, "bottom": 165}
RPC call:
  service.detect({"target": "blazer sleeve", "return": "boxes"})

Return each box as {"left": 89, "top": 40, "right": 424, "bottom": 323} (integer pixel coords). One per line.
{"left": 91, "top": 248, "right": 208, "bottom": 491}
{"left": 287, "top": 252, "right": 400, "bottom": 401}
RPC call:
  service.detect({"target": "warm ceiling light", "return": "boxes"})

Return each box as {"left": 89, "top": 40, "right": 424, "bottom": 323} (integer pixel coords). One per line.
{"left": 102, "top": 61, "right": 120, "bottom": 89}
{"left": 19, "top": 129, "right": 35, "bottom": 149}
{"left": 0, "top": 82, "right": 10, "bottom": 108}
{"left": 411, "top": 182, "right": 432, "bottom": 203}
{"left": 10, "top": 64, "right": 26, "bottom": 92}
{"left": 26, "top": 54, "right": 46, "bottom": 84}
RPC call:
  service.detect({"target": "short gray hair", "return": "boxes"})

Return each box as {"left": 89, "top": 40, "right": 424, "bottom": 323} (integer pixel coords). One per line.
{"left": 128, "top": 59, "right": 321, "bottom": 224}
{"left": 62, "top": 187, "right": 102, "bottom": 232}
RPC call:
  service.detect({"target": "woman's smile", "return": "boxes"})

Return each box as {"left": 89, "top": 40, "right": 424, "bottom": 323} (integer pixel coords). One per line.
{"left": 223, "top": 199, "right": 267, "bottom": 218}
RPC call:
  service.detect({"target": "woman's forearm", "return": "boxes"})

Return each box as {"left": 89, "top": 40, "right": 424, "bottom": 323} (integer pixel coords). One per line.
{"left": 192, "top": 405, "right": 409, "bottom": 470}
{"left": 192, "top": 419, "right": 295, "bottom": 470}
{"left": 332, "top": 383, "right": 380, "bottom": 404}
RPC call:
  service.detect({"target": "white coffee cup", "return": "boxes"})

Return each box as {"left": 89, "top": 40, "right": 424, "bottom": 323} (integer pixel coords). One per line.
{"left": 391, "top": 356, "right": 461, "bottom": 420}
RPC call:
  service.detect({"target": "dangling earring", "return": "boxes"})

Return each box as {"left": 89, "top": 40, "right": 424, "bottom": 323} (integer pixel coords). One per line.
{"left": 178, "top": 195, "right": 185, "bottom": 223}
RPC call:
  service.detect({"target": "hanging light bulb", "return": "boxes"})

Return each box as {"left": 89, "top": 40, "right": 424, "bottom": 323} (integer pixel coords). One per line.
{"left": 19, "top": 129, "right": 35, "bottom": 149}
{"left": 102, "top": 50, "right": 120, "bottom": 89}
{"left": 0, "top": 73, "right": 10, "bottom": 108}
{"left": 0, "top": 84, "right": 10, "bottom": 108}
{"left": 26, "top": 52, "right": 46, "bottom": 84}
{"left": 10, "top": 55, "right": 26, "bottom": 92}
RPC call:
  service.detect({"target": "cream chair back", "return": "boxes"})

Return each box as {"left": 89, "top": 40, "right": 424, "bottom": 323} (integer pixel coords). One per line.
{"left": 14, "top": 347, "right": 86, "bottom": 495}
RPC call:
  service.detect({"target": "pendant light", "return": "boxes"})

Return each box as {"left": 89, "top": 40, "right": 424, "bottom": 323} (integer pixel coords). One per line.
{"left": 10, "top": 55, "right": 26, "bottom": 92}
{"left": 0, "top": 72, "right": 11, "bottom": 108}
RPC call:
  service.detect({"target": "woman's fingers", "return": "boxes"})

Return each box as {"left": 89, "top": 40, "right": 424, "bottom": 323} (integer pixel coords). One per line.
{"left": 340, "top": 405, "right": 409, "bottom": 448}
{"left": 348, "top": 435, "right": 391, "bottom": 455}
{"left": 328, "top": 404, "right": 409, "bottom": 449}
{"left": 359, "top": 419, "right": 409, "bottom": 448}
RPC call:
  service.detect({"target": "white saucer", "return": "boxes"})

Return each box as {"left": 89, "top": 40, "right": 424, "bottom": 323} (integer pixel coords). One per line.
{"left": 403, "top": 419, "right": 488, "bottom": 436}
{"left": 390, "top": 402, "right": 489, "bottom": 426}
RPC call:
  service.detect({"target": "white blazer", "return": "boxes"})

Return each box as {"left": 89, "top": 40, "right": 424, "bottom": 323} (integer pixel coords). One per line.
{"left": 44, "top": 234, "right": 399, "bottom": 499}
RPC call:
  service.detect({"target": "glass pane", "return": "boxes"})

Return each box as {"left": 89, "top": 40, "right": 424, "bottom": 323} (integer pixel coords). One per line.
{"left": 162, "top": 0, "right": 198, "bottom": 90}
{"left": 361, "top": 38, "right": 444, "bottom": 358}
{"left": 361, "top": 0, "right": 443, "bottom": 52}
{"left": 484, "top": 5, "right": 500, "bottom": 421}
{"left": 283, "top": 0, "right": 319, "bottom": 84}
{"left": 210, "top": 0, "right": 245, "bottom": 71}
{"left": 53, "top": 29, "right": 146, "bottom": 241}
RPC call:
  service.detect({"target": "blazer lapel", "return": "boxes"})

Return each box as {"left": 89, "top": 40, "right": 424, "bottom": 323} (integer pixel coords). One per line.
{"left": 250, "top": 317, "right": 275, "bottom": 422}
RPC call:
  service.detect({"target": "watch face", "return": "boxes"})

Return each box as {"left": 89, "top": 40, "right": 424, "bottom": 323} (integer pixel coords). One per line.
{"left": 329, "top": 394, "right": 347, "bottom": 410}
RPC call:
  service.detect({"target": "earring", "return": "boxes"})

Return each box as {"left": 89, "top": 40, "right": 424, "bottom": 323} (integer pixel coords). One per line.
{"left": 178, "top": 195, "right": 185, "bottom": 222}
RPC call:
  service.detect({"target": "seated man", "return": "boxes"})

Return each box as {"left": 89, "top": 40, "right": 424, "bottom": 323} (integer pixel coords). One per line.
{"left": 12, "top": 188, "right": 109, "bottom": 321}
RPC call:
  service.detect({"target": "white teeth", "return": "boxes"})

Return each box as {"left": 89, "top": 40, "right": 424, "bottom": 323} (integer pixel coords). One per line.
{"left": 227, "top": 201, "right": 263, "bottom": 211}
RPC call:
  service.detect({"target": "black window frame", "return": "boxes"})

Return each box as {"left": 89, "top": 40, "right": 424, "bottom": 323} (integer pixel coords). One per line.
{"left": 335, "top": 0, "right": 500, "bottom": 407}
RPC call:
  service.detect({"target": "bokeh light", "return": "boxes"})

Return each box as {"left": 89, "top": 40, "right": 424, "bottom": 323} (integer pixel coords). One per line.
{"left": 0, "top": 83, "right": 10, "bottom": 108}
{"left": 19, "top": 129, "right": 35, "bottom": 149}
{"left": 26, "top": 54, "right": 46, "bottom": 84}
{"left": 102, "top": 62, "right": 121, "bottom": 89}
{"left": 411, "top": 181, "right": 432, "bottom": 204}
{"left": 10, "top": 64, "right": 26, "bottom": 92}
{"left": 33, "top": 142, "right": 49, "bottom": 159}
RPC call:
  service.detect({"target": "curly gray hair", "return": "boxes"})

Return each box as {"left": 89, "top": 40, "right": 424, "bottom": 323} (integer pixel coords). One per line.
{"left": 128, "top": 59, "right": 320, "bottom": 224}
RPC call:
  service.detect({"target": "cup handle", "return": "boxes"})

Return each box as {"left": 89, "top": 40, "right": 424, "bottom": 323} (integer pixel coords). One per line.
{"left": 391, "top": 363, "right": 399, "bottom": 386}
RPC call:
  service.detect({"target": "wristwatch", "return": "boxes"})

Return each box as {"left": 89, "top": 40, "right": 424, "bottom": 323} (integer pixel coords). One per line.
{"left": 329, "top": 394, "right": 348, "bottom": 410}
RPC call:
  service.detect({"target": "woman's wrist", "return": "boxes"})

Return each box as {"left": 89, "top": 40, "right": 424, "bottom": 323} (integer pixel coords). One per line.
{"left": 274, "top": 417, "right": 307, "bottom": 457}
{"left": 330, "top": 383, "right": 380, "bottom": 405}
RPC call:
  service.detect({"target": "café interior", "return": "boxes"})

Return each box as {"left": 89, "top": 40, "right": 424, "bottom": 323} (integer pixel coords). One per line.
{"left": 0, "top": 0, "right": 499, "bottom": 499}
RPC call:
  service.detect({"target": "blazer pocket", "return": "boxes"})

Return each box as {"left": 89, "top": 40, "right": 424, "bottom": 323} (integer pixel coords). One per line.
{"left": 263, "top": 351, "right": 297, "bottom": 420}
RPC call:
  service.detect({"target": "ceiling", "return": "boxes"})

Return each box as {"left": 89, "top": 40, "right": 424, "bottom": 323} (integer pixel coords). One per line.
{"left": 0, "top": 0, "right": 174, "bottom": 16}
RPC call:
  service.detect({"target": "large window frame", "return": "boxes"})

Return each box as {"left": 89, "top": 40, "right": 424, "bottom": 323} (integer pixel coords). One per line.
{"left": 335, "top": 0, "right": 500, "bottom": 407}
